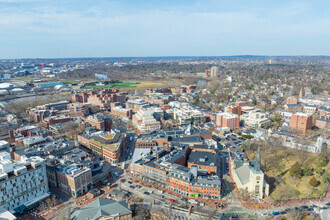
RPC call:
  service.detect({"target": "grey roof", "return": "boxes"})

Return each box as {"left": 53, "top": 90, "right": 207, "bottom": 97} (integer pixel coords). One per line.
{"left": 235, "top": 165, "right": 251, "bottom": 185}
{"left": 285, "top": 103, "right": 302, "bottom": 107}
{"left": 71, "top": 199, "right": 131, "bottom": 220}
{"left": 188, "top": 151, "right": 217, "bottom": 166}
{"left": 171, "top": 134, "right": 202, "bottom": 143}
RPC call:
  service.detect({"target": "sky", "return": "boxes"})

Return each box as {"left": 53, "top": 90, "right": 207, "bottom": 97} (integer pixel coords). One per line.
{"left": 0, "top": 0, "right": 329, "bottom": 59}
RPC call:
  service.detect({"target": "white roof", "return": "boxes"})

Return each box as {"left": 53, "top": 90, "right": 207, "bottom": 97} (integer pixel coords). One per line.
{"left": 294, "top": 112, "right": 311, "bottom": 117}
{"left": 0, "top": 83, "right": 15, "bottom": 89}
{"left": 0, "top": 208, "right": 16, "bottom": 220}
{"left": 0, "top": 90, "right": 9, "bottom": 95}
{"left": 11, "top": 88, "right": 24, "bottom": 92}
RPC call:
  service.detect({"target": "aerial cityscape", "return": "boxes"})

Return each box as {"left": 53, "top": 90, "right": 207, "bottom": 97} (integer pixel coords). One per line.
{"left": 0, "top": 1, "right": 329, "bottom": 220}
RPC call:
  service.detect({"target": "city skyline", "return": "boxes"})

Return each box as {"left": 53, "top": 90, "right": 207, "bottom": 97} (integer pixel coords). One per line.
{"left": 0, "top": 0, "right": 330, "bottom": 59}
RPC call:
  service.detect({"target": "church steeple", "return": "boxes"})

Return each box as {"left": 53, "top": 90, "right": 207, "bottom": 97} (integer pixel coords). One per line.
{"left": 299, "top": 87, "right": 304, "bottom": 99}
{"left": 256, "top": 147, "right": 261, "bottom": 171}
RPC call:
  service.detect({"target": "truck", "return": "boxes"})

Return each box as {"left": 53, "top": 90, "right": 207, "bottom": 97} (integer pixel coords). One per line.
{"left": 188, "top": 199, "right": 198, "bottom": 205}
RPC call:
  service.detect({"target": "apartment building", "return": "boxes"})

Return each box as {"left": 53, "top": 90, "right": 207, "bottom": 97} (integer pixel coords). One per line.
{"left": 78, "top": 130, "right": 127, "bottom": 164}
{"left": 55, "top": 164, "right": 92, "bottom": 197}
{"left": 0, "top": 141, "right": 9, "bottom": 153}
{"left": 171, "top": 109, "right": 206, "bottom": 126}
{"left": 133, "top": 144, "right": 221, "bottom": 199}
{"left": 72, "top": 92, "right": 89, "bottom": 103}
{"left": 126, "top": 99, "right": 151, "bottom": 111}
{"left": 132, "top": 108, "right": 161, "bottom": 134}
{"left": 226, "top": 105, "right": 242, "bottom": 116}
{"left": 68, "top": 103, "right": 90, "bottom": 118}
{"left": 82, "top": 113, "right": 112, "bottom": 131}
{"left": 109, "top": 106, "right": 133, "bottom": 119}
{"left": 0, "top": 152, "right": 49, "bottom": 213}
{"left": 240, "top": 111, "right": 272, "bottom": 129}
{"left": 43, "top": 115, "right": 71, "bottom": 127}
{"left": 86, "top": 89, "right": 128, "bottom": 110}
{"left": 289, "top": 112, "right": 312, "bottom": 135}
{"left": 303, "top": 104, "right": 317, "bottom": 114}
{"left": 216, "top": 113, "right": 240, "bottom": 130}
{"left": 205, "top": 66, "right": 219, "bottom": 78}
{"left": 187, "top": 151, "right": 217, "bottom": 174}
{"left": 286, "top": 96, "right": 298, "bottom": 105}
{"left": 167, "top": 165, "right": 221, "bottom": 199}
{"left": 234, "top": 101, "right": 246, "bottom": 107}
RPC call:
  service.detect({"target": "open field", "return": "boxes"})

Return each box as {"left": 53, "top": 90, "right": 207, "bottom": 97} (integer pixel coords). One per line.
{"left": 136, "top": 81, "right": 172, "bottom": 88}
{"left": 83, "top": 82, "right": 139, "bottom": 89}
{"left": 60, "top": 80, "right": 80, "bottom": 84}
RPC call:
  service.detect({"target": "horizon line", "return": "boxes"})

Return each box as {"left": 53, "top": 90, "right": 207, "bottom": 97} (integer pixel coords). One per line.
{"left": 1, "top": 54, "right": 330, "bottom": 60}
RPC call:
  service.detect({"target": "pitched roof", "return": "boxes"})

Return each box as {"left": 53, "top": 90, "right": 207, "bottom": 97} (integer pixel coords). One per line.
{"left": 71, "top": 199, "right": 131, "bottom": 220}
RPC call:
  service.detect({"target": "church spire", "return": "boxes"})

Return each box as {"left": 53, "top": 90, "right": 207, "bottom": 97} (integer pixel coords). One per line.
{"left": 256, "top": 147, "right": 261, "bottom": 171}
{"left": 299, "top": 87, "right": 304, "bottom": 98}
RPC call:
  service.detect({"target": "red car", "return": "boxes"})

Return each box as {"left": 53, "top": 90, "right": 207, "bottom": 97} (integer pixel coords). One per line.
{"left": 120, "top": 179, "right": 125, "bottom": 183}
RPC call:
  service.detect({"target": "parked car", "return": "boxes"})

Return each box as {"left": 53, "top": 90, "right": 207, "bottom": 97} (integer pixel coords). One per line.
{"left": 143, "top": 192, "right": 150, "bottom": 195}
{"left": 129, "top": 185, "right": 135, "bottom": 189}
{"left": 128, "top": 181, "right": 132, "bottom": 184}
{"left": 272, "top": 212, "right": 280, "bottom": 216}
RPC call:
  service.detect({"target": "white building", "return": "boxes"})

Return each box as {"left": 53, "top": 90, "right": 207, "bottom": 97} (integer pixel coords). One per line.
{"left": 241, "top": 110, "right": 272, "bottom": 129}
{"left": 132, "top": 108, "right": 161, "bottom": 133}
{"left": 210, "top": 66, "right": 219, "bottom": 77}
{"left": 231, "top": 148, "right": 269, "bottom": 200}
{"left": 0, "top": 152, "right": 49, "bottom": 213}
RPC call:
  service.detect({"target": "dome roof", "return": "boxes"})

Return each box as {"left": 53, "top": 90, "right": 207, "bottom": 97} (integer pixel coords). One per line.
{"left": 0, "top": 90, "right": 9, "bottom": 95}
{"left": 10, "top": 88, "right": 24, "bottom": 93}
{"left": 54, "top": 85, "right": 64, "bottom": 90}
{"left": 0, "top": 83, "right": 15, "bottom": 89}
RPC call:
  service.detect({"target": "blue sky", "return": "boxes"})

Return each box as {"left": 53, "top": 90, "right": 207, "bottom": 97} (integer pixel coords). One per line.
{"left": 0, "top": 0, "right": 329, "bottom": 58}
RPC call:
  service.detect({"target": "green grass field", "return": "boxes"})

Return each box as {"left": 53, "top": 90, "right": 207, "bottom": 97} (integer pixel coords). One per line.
{"left": 61, "top": 80, "right": 80, "bottom": 84}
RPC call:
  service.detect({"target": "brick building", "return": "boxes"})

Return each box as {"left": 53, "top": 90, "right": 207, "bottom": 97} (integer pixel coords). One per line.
{"left": 286, "top": 96, "right": 298, "bottom": 105}
{"left": 87, "top": 89, "right": 128, "bottom": 110}
{"left": 289, "top": 112, "right": 312, "bottom": 135}
{"left": 216, "top": 113, "right": 240, "bottom": 130}
{"left": 82, "top": 113, "right": 112, "bottom": 131}
{"left": 72, "top": 92, "right": 89, "bottom": 103}
{"left": 68, "top": 103, "right": 90, "bottom": 118}
{"left": 109, "top": 106, "right": 133, "bottom": 119}
{"left": 227, "top": 105, "right": 242, "bottom": 116}
{"left": 43, "top": 115, "right": 71, "bottom": 127}
{"left": 55, "top": 165, "right": 93, "bottom": 197}
{"left": 78, "top": 131, "right": 127, "bottom": 164}
{"left": 133, "top": 144, "right": 221, "bottom": 199}
{"left": 234, "top": 101, "right": 246, "bottom": 107}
